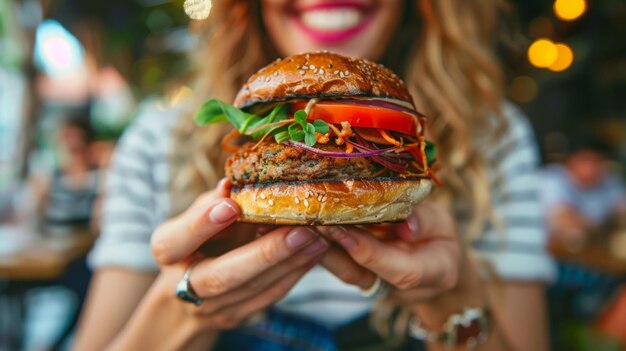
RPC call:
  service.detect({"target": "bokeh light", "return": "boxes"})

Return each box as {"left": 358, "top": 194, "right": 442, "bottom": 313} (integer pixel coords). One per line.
{"left": 508, "top": 76, "right": 538, "bottom": 103}
{"left": 549, "top": 43, "right": 574, "bottom": 72}
{"left": 554, "top": 0, "right": 587, "bottom": 21}
{"left": 528, "top": 39, "right": 558, "bottom": 68}
{"left": 33, "top": 20, "right": 84, "bottom": 78}
{"left": 184, "top": 0, "right": 212, "bottom": 20}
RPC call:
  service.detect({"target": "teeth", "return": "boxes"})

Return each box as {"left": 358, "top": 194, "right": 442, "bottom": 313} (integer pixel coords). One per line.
{"left": 301, "top": 8, "right": 363, "bottom": 32}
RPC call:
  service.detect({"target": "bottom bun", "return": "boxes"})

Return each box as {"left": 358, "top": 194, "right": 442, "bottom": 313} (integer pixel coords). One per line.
{"left": 230, "top": 177, "right": 432, "bottom": 225}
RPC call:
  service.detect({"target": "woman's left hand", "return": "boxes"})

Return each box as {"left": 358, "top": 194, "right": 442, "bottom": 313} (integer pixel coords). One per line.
{"left": 319, "top": 201, "right": 467, "bottom": 304}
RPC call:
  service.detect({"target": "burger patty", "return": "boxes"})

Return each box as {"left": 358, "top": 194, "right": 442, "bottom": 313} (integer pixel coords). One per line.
{"left": 226, "top": 141, "right": 381, "bottom": 186}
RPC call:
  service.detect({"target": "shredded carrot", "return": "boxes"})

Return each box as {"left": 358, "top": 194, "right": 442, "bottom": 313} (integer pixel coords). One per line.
{"left": 429, "top": 168, "right": 444, "bottom": 188}
{"left": 378, "top": 129, "right": 402, "bottom": 146}
{"left": 340, "top": 121, "right": 353, "bottom": 138}
{"left": 328, "top": 123, "right": 342, "bottom": 137}
{"left": 221, "top": 129, "right": 240, "bottom": 153}
{"left": 419, "top": 136, "right": 430, "bottom": 175}
{"left": 345, "top": 142, "right": 353, "bottom": 153}
{"left": 316, "top": 132, "right": 330, "bottom": 144}
{"left": 325, "top": 124, "right": 343, "bottom": 146}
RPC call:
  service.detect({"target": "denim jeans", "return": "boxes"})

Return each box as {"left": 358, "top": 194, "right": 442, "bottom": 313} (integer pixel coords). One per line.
{"left": 214, "top": 309, "right": 425, "bottom": 351}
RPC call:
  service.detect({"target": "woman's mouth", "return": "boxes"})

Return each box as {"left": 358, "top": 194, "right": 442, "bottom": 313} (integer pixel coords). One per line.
{"left": 291, "top": 1, "right": 374, "bottom": 43}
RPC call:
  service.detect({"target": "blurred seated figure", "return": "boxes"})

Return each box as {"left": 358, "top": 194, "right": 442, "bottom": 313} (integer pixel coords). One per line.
{"left": 39, "top": 113, "right": 101, "bottom": 231}
{"left": 541, "top": 136, "right": 626, "bottom": 246}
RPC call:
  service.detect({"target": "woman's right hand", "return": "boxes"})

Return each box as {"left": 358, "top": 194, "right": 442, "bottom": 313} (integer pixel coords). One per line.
{"left": 112, "top": 179, "right": 328, "bottom": 350}
{"left": 150, "top": 179, "right": 329, "bottom": 330}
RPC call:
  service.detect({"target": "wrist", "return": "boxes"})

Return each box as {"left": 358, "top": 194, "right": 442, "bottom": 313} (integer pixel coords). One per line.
{"left": 411, "top": 255, "right": 488, "bottom": 329}
{"left": 111, "top": 271, "right": 219, "bottom": 350}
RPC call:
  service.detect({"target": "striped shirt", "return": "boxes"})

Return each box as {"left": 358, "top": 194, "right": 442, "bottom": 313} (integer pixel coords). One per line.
{"left": 89, "top": 100, "right": 555, "bottom": 326}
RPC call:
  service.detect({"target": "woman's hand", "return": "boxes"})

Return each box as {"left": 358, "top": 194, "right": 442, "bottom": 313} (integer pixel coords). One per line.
{"left": 319, "top": 201, "right": 487, "bottom": 322}
{"left": 111, "top": 180, "right": 328, "bottom": 350}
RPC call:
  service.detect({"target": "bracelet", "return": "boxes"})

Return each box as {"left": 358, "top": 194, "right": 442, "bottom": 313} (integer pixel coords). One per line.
{"left": 408, "top": 307, "right": 491, "bottom": 350}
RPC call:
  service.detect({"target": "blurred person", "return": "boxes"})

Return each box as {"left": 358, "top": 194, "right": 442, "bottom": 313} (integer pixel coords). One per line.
{"left": 541, "top": 136, "right": 626, "bottom": 246}
{"left": 36, "top": 112, "right": 101, "bottom": 230}
{"left": 74, "top": 1, "right": 554, "bottom": 350}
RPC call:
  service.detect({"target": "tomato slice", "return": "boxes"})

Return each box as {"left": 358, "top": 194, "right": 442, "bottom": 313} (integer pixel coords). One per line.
{"left": 290, "top": 101, "right": 422, "bottom": 136}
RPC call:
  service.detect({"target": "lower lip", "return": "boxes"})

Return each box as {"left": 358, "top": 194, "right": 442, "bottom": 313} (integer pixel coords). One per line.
{"left": 291, "top": 10, "right": 374, "bottom": 43}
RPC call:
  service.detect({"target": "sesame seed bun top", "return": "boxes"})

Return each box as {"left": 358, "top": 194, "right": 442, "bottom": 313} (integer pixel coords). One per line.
{"left": 233, "top": 52, "right": 415, "bottom": 110}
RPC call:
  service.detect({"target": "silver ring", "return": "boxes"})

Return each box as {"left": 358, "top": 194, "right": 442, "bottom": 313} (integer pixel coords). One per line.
{"left": 360, "top": 276, "right": 389, "bottom": 298}
{"left": 175, "top": 262, "right": 203, "bottom": 306}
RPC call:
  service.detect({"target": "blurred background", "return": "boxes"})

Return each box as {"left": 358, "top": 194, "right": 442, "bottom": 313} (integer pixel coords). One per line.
{"left": 0, "top": 0, "right": 625, "bottom": 350}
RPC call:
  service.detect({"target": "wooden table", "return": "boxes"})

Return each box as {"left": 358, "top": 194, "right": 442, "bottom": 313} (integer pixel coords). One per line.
{"left": 0, "top": 227, "right": 96, "bottom": 350}
{"left": 0, "top": 231, "right": 95, "bottom": 281}
{"left": 549, "top": 242, "right": 626, "bottom": 276}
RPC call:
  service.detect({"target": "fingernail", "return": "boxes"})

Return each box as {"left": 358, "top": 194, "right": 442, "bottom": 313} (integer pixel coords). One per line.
{"left": 286, "top": 228, "right": 317, "bottom": 249}
{"left": 301, "top": 238, "right": 328, "bottom": 254}
{"left": 208, "top": 201, "right": 238, "bottom": 223}
{"left": 330, "top": 227, "right": 357, "bottom": 250}
{"left": 407, "top": 216, "right": 419, "bottom": 239}
{"left": 217, "top": 178, "right": 229, "bottom": 189}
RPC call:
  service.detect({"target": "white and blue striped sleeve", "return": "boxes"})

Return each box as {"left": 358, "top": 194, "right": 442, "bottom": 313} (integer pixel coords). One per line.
{"left": 88, "top": 111, "right": 162, "bottom": 272}
{"left": 473, "top": 103, "right": 557, "bottom": 282}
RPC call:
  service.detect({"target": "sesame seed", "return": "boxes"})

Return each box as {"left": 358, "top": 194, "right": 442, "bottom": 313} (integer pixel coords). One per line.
{"left": 273, "top": 71, "right": 279, "bottom": 76}
{"left": 305, "top": 191, "right": 311, "bottom": 199}
{"left": 268, "top": 199, "right": 274, "bottom": 206}
{"left": 344, "top": 70, "right": 350, "bottom": 76}
{"left": 319, "top": 69, "right": 325, "bottom": 75}
{"left": 333, "top": 70, "right": 339, "bottom": 75}
{"left": 260, "top": 193, "right": 266, "bottom": 200}
{"left": 299, "top": 70, "right": 305, "bottom": 75}
{"left": 358, "top": 204, "right": 365, "bottom": 209}
{"left": 320, "top": 195, "right": 327, "bottom": 203}
{"left": 265, "top": 76, "right": 271, "bottom": 82}
{"left": 304, "top": 199, "right": 310, "bottom": 207}
{"left": 333, "top": 198, "right": 340, "bottom": 203}
{"left": 309, "top": 65, "right": 316, "bottom": 70}
{"left": 294, "top": 197, "right": 300, "bottom": 204}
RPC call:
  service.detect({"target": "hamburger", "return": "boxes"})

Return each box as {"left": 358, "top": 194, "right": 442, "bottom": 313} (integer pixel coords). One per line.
{"left": 195, "top": 52, "right": 440, "bottom": 225}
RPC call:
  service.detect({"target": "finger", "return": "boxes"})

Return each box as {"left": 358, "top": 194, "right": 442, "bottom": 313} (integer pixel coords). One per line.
{"left": 320, "top": 245, "right": 376, "bottom": 290}
{"left": 209, "top": 261, "right": 315, "bottom": 329}
{"left": 325, "top": 226, "right": 460, "bottom": 291}
{"left": 198, "top": 247, "right": 324, "bottom": 315}
{"left": 151, "top": 196, "right": 240, "bottom": 265}
{"left": 395, "top": 201, "right": 456, "bottom": 243}
{"left": 191, "top": 227, "right": 328, "bottom": 297}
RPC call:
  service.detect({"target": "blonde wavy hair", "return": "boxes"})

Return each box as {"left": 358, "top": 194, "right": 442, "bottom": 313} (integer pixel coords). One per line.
{"left": 170, "top": 0, "right": 507, "bottom": 242}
